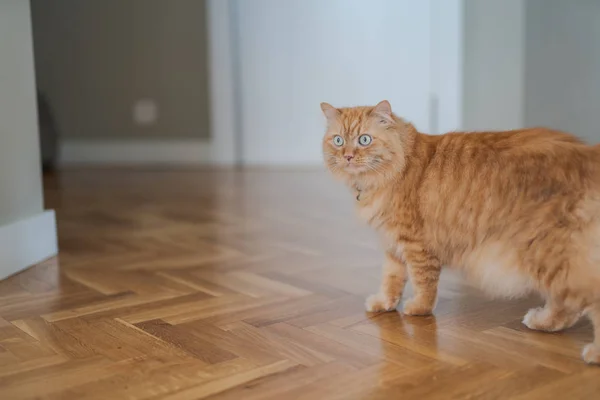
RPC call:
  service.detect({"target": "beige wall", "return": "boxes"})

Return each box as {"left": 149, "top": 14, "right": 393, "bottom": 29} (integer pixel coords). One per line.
{"left": 31, "top": 0, "right": 211, "bottom": 140}
{"left": 525, "top": 0, "right": 600, "bottom": 143}
{"left": 0, "top": 1, "right": 44, "bottom": 226}
{"left": 462, "top": 0, "right": 525, "bottom": 131}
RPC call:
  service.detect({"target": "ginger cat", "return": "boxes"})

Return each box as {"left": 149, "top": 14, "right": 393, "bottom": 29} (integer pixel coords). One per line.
{"left": 321, "top": 100, "right": 600, "bottom": 365}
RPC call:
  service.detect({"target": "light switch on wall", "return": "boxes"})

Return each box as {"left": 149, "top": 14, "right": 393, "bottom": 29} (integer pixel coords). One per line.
{"left": 133, "top": 99, "right": 158, "bottom": 126}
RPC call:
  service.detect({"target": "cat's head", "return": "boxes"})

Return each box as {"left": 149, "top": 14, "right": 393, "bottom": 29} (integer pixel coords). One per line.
{"left": 321, "top": 100, "right": 411, "bottom": 185}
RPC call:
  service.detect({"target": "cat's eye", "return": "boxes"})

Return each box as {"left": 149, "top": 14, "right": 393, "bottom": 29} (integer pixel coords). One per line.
{"left": 358, "top": 134, "right": 372, "bottom": 146}
{"left": 332, "top": 135, "right": 344, "bottom": 147}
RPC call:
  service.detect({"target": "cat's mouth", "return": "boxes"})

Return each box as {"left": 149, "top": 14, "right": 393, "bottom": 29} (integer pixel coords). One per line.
{"left": 344, "top": 162, "right": 367, "bottom": 174}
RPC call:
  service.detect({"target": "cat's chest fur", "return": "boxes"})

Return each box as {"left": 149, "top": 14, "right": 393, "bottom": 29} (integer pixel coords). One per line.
{"left": 355, "top": 189, "right": 405, "bottom": 252}
{"left": 354, "top": 182, "right": 425, "bottom": 263}
{"left": 354, "top": 182, "right": 411, "bottom": 228}
{"left": 355, "top": 190, "right": 387, "bottom": 228}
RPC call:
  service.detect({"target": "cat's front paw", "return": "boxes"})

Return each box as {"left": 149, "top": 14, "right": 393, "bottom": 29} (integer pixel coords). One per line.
{"left": 402, "top": 298, "right": 433, "bottom": 316}
{"left": 365, "top": 293, "right": 398, "bottom": 313}
{"left": 582, "top": 344, "right": 600, "bottom": 365}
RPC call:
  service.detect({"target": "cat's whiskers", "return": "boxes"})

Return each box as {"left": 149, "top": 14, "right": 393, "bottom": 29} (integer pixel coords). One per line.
{"left": 365, "top": 161, "right": 391, "bottom": 180}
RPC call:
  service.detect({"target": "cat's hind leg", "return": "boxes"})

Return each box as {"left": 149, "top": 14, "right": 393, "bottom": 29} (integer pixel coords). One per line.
{"left": 522, "top": 299, "right": 581, "bottom": 332}
{"left": 582, "top": 302, "right": 600, "bottom": 365}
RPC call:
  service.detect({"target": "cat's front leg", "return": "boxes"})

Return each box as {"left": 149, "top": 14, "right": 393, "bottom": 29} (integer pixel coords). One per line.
{"left": 365, "top": 251, "right": 407, "bottom": 312}
{"left": 402, "top": 245, "right": 441, "bottom": 316}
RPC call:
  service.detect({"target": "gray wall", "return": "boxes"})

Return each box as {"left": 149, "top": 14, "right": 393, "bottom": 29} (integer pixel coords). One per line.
{"left": 31, "top": 0, "right": 211, "bottom": 140}
{"left": 462, "top": 0, "right": 525, "bottom": 131}
{"left": 524, "top": 0, "right": 600, "bottom": 143}
{"left": 0, "top": 1, "right": 44, "bottom": 226}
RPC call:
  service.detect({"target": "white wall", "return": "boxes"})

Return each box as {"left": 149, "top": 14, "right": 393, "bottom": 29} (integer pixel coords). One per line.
{"left": 524, "top": 0, "right": 600, "bottom": 143}
{"left": 233, "top": 0, "right": 434, "bottom": 165}
{"left": 431, "top": 0, "right": 464, "bottom": 134}
{"left": 0, "top": 1, "right": 57, "bottom": 279}
{"left": 462, "top": 0, "right": 525, "bottom": 131}
{"left": 0, "top": 2, "right": 44, "bottom": 226}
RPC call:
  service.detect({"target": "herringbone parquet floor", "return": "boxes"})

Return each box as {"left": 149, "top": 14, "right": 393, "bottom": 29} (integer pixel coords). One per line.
{"left": 1, "top": 169, "right": 599, "bottom": 399}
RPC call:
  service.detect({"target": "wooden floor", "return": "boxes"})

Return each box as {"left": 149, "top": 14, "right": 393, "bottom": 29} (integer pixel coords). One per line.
{"left": 1, "top": 169, "right": 599, "bottom": 399}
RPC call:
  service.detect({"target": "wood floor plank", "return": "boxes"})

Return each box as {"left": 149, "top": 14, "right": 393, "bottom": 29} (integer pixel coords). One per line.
{"left": 135, "top": 319, "right": 237, "bottom": 364}
{"left": 256, "top": 361, "right": 408, "bottom": 400}
{"left": 306, "top": 322, "right": 435, "bottom": 369}
{"left": 11, "top": 317, "right": 97, "bottom": 358}
{"left": 225, "top": 321, "right": 332, "bottom": 367}
{"left": 204, "top": 361, "right": 355, "bottom": 400}
{"left": 0, "top": 356, "right": 115, "bottom": 400}
{"left": 262, "top": 322, "right": 381, "bottom": 368}
{"left": 158, "top": 360, "right": 298, "bottom": 400}
{"left": 46, "top": 350, "right": 260, "bottom": 400}
{"left": 0, "top": 169, "right": 598, "bottom": 399}
{"left": 201, "top": 294, "right": 330, "bottom": 328}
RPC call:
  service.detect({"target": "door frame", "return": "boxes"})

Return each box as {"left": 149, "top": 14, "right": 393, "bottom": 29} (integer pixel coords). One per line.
{"left": 206, "top": 0, "right": 464, "bottom": 166}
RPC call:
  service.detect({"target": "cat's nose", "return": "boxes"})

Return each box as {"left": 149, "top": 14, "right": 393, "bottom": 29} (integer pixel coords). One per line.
{"left": 345, "top": 154, "right": 354, "bottom": 162}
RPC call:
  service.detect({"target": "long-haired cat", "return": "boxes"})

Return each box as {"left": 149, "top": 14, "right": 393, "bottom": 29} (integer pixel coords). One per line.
{"left": 321, "top": 100, "right": 600, "bottom": 365}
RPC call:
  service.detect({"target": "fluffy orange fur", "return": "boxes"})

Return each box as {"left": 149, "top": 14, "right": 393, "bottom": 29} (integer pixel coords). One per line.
{"left": 321, "top": 100, "right": 600, "bottom": 365}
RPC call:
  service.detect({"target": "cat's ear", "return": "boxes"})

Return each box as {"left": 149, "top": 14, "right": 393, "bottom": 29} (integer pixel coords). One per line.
{"left": 372, "top": 100, "right": 393, "bottom": 124}
{"left": 320, "top": 102, "right": 339, "bottom": 122}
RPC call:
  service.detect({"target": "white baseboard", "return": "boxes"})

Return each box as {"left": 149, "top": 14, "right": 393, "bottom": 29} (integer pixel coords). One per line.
{"left": 0, "top": 210, "right": 58, "bottom": 280}
{"left": 58, "top": 138, "right": 326, "bottom": 167}
{"left": 59, "top": 138, "right": 219, "bottom": 166}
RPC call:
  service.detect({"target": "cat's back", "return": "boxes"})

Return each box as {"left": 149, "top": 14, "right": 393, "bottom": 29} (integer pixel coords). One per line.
{"left": 419, "top": 127, "right": 600, "bottom": 235}
{"left": 434, "top": 127, "right": 586, "bottom": 153}
{"left": 426, "top": 127, "right": 599, "bottom": 175}
{"left": 414, "top": 127, "right": 600, "bottom": 268}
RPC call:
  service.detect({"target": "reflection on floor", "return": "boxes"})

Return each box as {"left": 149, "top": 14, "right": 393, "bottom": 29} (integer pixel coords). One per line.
{"left": 0, "top": 169, "right": 599, "bottom": 399}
